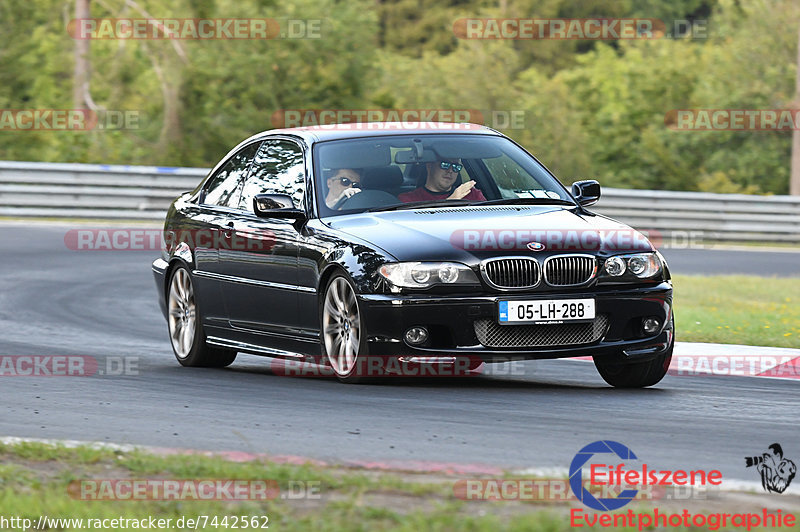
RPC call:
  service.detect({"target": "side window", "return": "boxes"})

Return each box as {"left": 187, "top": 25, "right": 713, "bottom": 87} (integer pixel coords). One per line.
{"left": 202, "top": 142, "right": 260, "bottom": 208}
{"left": 239, "top": 139, "right": 306, "bottom": 212}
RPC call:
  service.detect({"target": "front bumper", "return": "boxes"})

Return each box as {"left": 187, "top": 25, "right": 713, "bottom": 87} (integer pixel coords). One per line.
{"left": 358, "top": 282, "right": 673, "bottom": 364}
{"left": 152, "top": 258, "right": 169, "bottom": 319}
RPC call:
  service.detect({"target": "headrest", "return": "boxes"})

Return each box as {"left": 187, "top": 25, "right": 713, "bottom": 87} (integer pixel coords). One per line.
{"left": 408, "top": 164, "right": 428, "bottom": 187}
{"left": 361, "top": 166, "right": 403, "bottom": 189}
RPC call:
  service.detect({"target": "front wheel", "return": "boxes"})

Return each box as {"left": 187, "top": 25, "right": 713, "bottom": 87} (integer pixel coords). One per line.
{"left": 593, "top": 342, "right": 673, "bottom": 388}
{"left": 321, "top": 273, "right": 384, "bottom": 383}
{"left": 167, "top": 265, "right": 236, "bottom": 368}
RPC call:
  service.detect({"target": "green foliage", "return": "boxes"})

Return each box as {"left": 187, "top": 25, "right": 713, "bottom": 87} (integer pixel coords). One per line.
{"left": 0, "top": 0, "right": 795, "bottom": 193}
{"left": 0, "top": 442, "right": 570, "bottom": 531}
{"left": 674, "top": 274, "right": 800, "bottom": 348}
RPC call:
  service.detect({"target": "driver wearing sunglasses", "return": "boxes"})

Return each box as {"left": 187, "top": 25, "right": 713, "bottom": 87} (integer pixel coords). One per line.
{"left": 325, "top": 168, "right": 362, "bottom": 209}
{"left": 398, "top": 158, "right": 485, "bottom": 203}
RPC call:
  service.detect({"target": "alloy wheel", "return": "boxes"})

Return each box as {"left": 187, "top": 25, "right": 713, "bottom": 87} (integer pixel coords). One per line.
{"left": 323, "top": 277, "right": 361, "bottom": 376}
{"left": 168, "top": 268, "right": 196, "bottom": 358}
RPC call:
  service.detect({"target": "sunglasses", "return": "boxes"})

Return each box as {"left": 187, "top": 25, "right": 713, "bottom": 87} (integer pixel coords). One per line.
{"left": 439, "top": 161, "right": 463, "bottom": 173}
{"left": 331, "top": 176, "right": 360, "bottom": 187}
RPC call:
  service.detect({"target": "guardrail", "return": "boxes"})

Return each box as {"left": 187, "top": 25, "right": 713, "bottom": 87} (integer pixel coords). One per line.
{"left": 1, "top": 161, "right": 799, "bottom": 243}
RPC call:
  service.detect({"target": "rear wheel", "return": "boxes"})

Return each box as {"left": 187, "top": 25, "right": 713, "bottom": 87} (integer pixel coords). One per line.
{"left": 167, "top": 265, "right": 237, "bottom": 368}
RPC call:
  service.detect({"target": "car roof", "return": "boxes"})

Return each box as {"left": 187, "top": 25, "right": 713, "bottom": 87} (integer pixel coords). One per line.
{"left": 205, "top": 123, "right": 508, "bottom": 189}
{"left": 242, "top": 122, "right": 503, "bottom": 145}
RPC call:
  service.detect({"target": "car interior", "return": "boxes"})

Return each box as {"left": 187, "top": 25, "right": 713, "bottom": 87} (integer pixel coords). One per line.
{"left": 318, "top": 143, "right": 483, "bottom": 212}
{"left": 315, "top": 136, "right": 564, "bottom": 214}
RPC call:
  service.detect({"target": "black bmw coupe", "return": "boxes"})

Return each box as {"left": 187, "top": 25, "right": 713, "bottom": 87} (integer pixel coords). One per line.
{"left": 153, "top": 123, "right": 673, "bottom": 387}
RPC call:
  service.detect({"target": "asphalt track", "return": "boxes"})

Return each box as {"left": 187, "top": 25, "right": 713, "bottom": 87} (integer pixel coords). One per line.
{"left": 0, "top": 222, "right": 798, "bottom": 480}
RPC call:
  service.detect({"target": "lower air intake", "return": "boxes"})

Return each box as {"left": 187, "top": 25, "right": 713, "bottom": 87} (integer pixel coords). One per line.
{"left": 474, "top": 315, "right": 610, "bottom": 348}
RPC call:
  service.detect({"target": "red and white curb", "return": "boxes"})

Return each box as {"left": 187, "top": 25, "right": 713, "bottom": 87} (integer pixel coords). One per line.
{"left": 572, "top": 341, "right": 800, "bottom": 381}
{"left": 0, "top": 436, "right": 503, "bottom": 476}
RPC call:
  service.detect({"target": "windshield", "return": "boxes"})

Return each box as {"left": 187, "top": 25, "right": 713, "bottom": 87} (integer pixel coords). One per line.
{"left": 314, "top": 134, "right": 574, "bottom": 216}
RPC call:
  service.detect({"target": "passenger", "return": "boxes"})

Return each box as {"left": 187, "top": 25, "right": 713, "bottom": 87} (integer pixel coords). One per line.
{"left": 398, "top": 158, "right": 485, "bottom": 203}
{"left": 325, "top": 168, "right": 362, "bottom": 208}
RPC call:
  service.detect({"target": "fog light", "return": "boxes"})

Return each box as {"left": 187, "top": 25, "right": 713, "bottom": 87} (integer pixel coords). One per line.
{"left": 405, "top": 327, "right": 429, "bottom": 345}
{"left": 642, "top": 317, "right": 661, "bottom": 335}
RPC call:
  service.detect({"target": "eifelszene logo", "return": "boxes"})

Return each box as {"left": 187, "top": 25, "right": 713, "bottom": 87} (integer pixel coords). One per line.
{"left": 570, "top": 441, "right": 639, "bottom": 511}
{"left": 745, "top": 443, "right": 797, "bottom": 494}
{"left": 569, "top": 440, "right": 722, "bottom": 511}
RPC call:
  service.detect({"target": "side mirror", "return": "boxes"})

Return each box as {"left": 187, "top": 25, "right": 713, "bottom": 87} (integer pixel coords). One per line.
{"left": 571, "top": 180, "right": 601, "bottom": 207}
{"left": 253, "top": 194, "right": 306, "bottom": 220}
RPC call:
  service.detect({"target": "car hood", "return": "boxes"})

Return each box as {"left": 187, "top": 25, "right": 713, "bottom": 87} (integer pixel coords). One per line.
{"left": 324, "top": 205, "right": 653, "bottom": 263}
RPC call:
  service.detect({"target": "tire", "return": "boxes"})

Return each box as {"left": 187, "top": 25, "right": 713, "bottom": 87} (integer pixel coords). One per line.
{"left": 320, "top": 272, "right": 384, "bottom": 383}
{"left": 594, "top": 342, "right": 673, "bottom": 388}
{"left": 167, "top": 265, "right": 237, "bottom": 368}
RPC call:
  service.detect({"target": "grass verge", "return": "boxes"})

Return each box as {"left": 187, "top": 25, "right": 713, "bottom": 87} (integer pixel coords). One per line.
{"left": 1, "top": 441, "right": 797, "bottom": 531}
{"left": 673, "top": 274, "right": 800, "bottom": 348}
{"left": 0, "top": 441, "right": 565, "bottom": 531}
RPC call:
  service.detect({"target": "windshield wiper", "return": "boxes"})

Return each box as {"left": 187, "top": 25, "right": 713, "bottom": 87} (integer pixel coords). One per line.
{"left": 366, "top": 199, "right": 474, "bottom": 212}
{"left": 478, "top": 197, "right": 576, "bottom": 206}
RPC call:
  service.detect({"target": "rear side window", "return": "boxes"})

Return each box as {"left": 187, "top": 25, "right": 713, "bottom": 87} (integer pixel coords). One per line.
{"left": 202, "top": 142, "right": 260, "bottom": 208}
{"left": 239, "top": 139, "right": 306, "bottom": 212}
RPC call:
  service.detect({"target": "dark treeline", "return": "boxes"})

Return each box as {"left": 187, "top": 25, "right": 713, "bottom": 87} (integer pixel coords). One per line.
{"left": 0, "top": 0, "right": 796, "bottom": 193}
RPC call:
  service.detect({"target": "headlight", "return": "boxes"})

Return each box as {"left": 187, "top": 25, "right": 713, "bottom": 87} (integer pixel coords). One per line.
{"left": 627, "top": 254, "right": 660, "bottom": 278}
{"left": 437, "top": 264, "right": 460, "bottom": 283}
{"left": 599, "top": 253, "right": 662, "bottom": 283}
{"left": 411, "top": 266, "right": 430, "bottom": 284}
{"left": 604, "top": 256, "right": 626, "bottom": 276}
{"left": 379, "top": 262, "right": 478, "bottom": 289}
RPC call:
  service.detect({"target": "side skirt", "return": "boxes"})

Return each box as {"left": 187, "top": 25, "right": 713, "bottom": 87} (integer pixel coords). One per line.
{"left": 206, "top": 336, "right": 315, "bottom": 361}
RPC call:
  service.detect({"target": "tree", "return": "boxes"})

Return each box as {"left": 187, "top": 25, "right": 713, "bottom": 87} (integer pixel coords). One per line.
{"left": 791, "top": 22, "right": 800, "bottom": 195}
{"left": 73, "top": 0, "right": 91, "bottom": 109}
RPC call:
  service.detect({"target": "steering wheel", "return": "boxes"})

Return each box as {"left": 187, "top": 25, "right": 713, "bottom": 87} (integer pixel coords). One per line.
{"left": 332, "top": 191, "right": 358, "bottom": 210}
{"left": 334, "top": 190, "right": 399, "bottom": 210}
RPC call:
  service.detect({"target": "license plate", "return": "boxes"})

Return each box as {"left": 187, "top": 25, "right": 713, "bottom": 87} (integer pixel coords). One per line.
{"left": 498, "top": 299, "right": 595, "bottom": 324}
